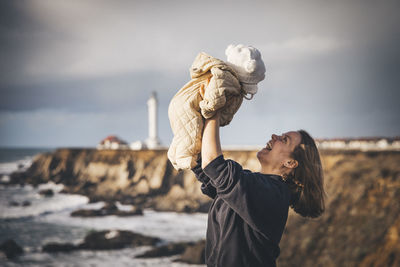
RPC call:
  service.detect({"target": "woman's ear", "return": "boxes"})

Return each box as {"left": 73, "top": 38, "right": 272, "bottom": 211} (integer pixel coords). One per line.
{"left": 284, "top": 159, "right": 298, "bottom": 169}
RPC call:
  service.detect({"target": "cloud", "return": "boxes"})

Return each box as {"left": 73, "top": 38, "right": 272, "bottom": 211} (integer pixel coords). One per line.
{"left": 0, "top": 70, "right": 185, "bottom": 112}
{"left": 6, "top": 0, "right": 212, "bottom": 81}
{"left": 2, "top": 1, "right": 359, "bottom": 83}
{"left": 1, "top": 0, "right": 399, "bottom": 147}
{"left": 3, "top": 0, "right": 397, "bottom": 84}
{"left": 259, "top": 36, "right": 349, "bottom": 65}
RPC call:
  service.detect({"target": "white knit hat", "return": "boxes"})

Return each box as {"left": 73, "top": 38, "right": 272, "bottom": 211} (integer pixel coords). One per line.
{"left": 225, "top": 44, "right": 266, "bottom": 97}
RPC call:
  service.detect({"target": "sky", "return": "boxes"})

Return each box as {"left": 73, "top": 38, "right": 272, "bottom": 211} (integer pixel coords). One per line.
{"left": 0, "top": 0, "right": 399, "bottom": 148}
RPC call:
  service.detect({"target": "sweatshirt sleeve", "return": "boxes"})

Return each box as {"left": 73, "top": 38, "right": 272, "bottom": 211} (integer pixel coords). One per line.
{"left": 191, "top": 157, "right": 217, "bottom": 199}
{"left": 203, "top": 155, "right": 289, "bottom": 235}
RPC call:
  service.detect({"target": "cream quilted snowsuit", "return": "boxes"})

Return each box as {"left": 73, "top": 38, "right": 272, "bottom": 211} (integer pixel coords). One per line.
{"left": 168, "top": 52, "right": 246, "bottom": 170}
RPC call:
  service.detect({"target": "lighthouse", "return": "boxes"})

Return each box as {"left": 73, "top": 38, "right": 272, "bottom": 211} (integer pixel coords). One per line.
{"left": 129, "top": 92, "right": 162, "bottom": 150}
{"left": 145, "top": 91, "right": 161, "bottom": 149}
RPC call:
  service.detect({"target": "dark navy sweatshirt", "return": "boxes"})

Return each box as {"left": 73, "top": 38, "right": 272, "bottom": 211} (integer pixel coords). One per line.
{"left": 192, "top": 155, "right": 291, "bottom": 267}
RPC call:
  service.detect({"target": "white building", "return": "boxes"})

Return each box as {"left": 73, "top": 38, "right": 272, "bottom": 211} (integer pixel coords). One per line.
{"left": 316, "top": 137, "right": 400, "bottom": 151}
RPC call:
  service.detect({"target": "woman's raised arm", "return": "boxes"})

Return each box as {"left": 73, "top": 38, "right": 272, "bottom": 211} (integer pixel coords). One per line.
{"left": 201, "top": 111, "right": 222, "bottom": 169}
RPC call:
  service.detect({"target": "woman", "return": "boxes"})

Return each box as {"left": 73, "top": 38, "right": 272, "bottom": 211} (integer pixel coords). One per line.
{"left": 192, "top": 112, "right": 326, "bottom": 267}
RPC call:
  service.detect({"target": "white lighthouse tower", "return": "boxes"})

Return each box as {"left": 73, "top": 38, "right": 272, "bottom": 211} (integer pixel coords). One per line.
{"left": 145, "top": 91, "right": 161, "bottom": 149}
{"left": 129, "top": 92, "right": 162, "bottom": 150}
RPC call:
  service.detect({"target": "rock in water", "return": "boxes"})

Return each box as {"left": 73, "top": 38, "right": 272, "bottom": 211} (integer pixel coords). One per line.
{"left": 115, "top": 206, "right": 143, "bottom": 216}
{"left": 39, "top": 189, "right": 54, "bottom": 197}
{"left": 135, "top": 242, "right": 193, "bottom": 258}
{"left": 0, "top": 239, "right": 23, "bottom": 259}
{"left": 70, "top": 209, "right": 100, "bottom": 217}
{"left": 175, "top": 240, "right": 205, "bottom": 264}
{"left": 78, "top": 230, "right": 160, "bottom": 250}
{"left": 70, "top": 203, "right": 143, "bottom": 217}
{"left": 42, "top": 243, "right": 77, "bottom": 253}
{"left": 102, "top": 202, "right": 118, "bottom": 211}
{"left": 8, "top": 201, "right": 20, "bottom": 206}
{"left": 22, "top": 200, "right": 31, "bottom": 207}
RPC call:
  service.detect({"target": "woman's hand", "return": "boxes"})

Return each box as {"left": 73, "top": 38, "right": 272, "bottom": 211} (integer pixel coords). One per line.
{"left": 199, "top": 76, "right": 211, "bottom": 98}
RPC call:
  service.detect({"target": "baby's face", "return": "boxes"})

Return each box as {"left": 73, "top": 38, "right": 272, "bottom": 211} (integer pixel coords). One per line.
{"left": 225, "top": 44, "right": 251, "bottom": 69}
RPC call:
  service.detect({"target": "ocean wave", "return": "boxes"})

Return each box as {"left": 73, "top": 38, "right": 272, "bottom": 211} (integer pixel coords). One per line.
{"left": 0, "top": 183, "right": 207, "bottom": 242}
{"left": 37, "top": 208, "right": 208, "bottom": 243}
{"left": 0, "top": 157, "right": 33, "bottom": 176}
{"left": 0, "top": 182, "right": 88, "bottom": 219}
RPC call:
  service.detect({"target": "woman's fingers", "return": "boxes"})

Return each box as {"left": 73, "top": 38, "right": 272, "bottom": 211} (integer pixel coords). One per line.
{"left": 200, "top": 77, "right": 211, "bottom": 98}
{"left": 200, "top": 84, "right": 205, "bottom": 98}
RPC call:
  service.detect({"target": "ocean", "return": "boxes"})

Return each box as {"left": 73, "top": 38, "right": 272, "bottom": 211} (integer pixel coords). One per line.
{"left": 0, "top": 148, "right": 207, "bottom": 266}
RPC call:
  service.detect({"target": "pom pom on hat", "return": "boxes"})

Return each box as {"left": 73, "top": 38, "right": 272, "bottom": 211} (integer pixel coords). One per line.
{"left": 225, "top": 44, "right": 266, "bottom": 96}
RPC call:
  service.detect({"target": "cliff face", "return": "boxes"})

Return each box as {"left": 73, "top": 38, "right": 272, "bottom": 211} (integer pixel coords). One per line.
{"left": 11, "top": 148, "right": 259, "bottom": 212}
{"left": 11, "top": 149, "right": 400, "bottom": 266}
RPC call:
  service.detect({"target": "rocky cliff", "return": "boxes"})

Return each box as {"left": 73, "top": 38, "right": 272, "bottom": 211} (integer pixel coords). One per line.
{"left": 10, "top": 148, "right": 260, "bottom": 212}
{"left": 10, "top": 149, "right": 400, "bottom": 266}
{"left": 279, "top": 150, "right": 400, "bottom": 267}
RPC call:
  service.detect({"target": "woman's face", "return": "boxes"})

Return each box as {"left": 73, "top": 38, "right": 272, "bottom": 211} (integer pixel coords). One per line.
{"left": 257, "top": 131, "right": 302, "bottom": 168}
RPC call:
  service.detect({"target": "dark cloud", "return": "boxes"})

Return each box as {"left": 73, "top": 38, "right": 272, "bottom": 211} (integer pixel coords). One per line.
{"left": 0, "top": 1, "right": 34, "bottom": 82}
{"left": 0, "top": 70, "right": 185, "bottom": 112}
{"left": 0, "top": 0, "right": 399, "bottom": 147}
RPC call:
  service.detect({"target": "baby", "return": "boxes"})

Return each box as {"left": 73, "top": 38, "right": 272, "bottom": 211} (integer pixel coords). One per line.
{"left": 168, "top": 44, "right": 266, "bottom": 170}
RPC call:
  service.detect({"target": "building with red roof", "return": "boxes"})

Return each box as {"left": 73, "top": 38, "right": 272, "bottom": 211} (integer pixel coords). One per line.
{"left": 97, "top": 135, "right": 129, "bottom": 150}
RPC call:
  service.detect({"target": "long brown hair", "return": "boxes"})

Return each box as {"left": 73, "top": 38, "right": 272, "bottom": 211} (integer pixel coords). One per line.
{"left": 286, "top": 130, "right": 325, "bottom": 218}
